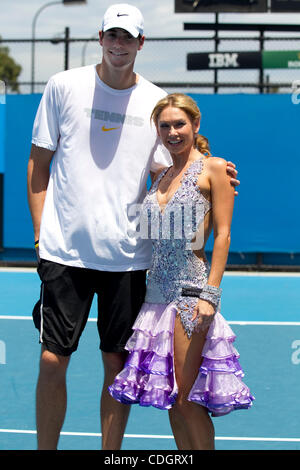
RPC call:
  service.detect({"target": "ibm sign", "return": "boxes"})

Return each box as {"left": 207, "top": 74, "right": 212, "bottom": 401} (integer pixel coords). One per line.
{"left": 271, "top": 0, "right": 300, "bottom": 11}
{"left": 187, "top": 52, "right": 262, "bottom": 70}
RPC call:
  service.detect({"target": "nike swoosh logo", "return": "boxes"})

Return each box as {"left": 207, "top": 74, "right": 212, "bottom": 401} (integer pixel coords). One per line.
{"left": 117, "top": 13, "right": 129, "bottom": 17}
{"left": 101, "top": 125, "right": 120, "bottom": 132}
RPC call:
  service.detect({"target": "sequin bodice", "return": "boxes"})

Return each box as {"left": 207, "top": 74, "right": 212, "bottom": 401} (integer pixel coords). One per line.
{"left": 144, "top": 158, "right": 212, "bottom": 307}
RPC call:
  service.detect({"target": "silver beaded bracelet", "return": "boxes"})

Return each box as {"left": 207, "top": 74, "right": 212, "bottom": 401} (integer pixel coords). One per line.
{"left": 198, "top": 284, "right": 222, "bottom": 308}
{"left": 181, "top": 284, "right": 222, "bottom": 308}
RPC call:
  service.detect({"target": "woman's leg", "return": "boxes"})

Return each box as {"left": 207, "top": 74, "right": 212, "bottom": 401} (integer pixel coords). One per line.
{"left": 168, "top": 314, "right": 215, "bottom": 450}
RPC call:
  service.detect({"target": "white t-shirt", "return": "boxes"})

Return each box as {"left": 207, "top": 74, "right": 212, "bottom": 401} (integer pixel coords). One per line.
{"left": 32, "top": 64, "right": 171, "bottom": 271}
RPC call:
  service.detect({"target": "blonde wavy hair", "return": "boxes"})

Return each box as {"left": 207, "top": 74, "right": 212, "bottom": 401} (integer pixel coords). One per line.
{"left": 151, "top": 93, "right": 211, "bottom": 157}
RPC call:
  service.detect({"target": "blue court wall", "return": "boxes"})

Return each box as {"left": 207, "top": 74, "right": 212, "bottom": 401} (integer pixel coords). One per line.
{"left": 0, "top": 102, "right": 5, "bottom": 174}
{"left": 4, "top": 95, "right": 42, "bottom": 248}
{"left": 189, "top": 93, "right": 300, "bottom": 253}
{"left": 2, "top": 93, "right": 300, "bottom": 253}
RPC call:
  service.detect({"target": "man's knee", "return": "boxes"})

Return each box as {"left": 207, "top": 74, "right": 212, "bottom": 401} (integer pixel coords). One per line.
{"left": 39, "top": 347, "right": 70, "bottom": 380}
{"left": 101, "top": 351, "right": 127, "bottom": 378}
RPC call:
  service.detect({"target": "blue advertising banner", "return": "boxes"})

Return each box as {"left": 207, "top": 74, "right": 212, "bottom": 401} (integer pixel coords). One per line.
{"left": 2, "top": 93, "right": 300, "bottom": 254}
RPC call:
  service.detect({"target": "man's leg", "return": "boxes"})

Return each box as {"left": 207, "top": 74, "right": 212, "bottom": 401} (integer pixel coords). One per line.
{"left": 36, "top": 346, "right": 71, "bottom": 450}
{"left": 33, "top": 261, "right": 94, "bottom": 450}
{"left": 100, "top": 351, "right": 130, "bottom": 450}
{"left": 97, "top": 270, "right": 147, "bottom": 450}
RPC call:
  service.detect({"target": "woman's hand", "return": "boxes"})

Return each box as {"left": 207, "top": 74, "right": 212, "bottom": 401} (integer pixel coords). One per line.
{"left": 191, "top": 299, "right": 216, "bottom": 331}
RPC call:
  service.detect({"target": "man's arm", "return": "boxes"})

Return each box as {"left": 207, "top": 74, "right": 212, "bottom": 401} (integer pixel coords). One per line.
{"left": 27, "top": 144, "right": 54, "bottom": 251}
{"left": 226, "top": 161, "right": 240, "bottom": 195}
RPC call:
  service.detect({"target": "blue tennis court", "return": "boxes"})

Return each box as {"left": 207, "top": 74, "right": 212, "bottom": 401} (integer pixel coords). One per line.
{"left": 1, "top": 268, "right": 300, "bottom": 450}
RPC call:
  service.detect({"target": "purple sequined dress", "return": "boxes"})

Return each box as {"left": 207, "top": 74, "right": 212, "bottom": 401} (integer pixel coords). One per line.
{"left": 109, "top": 158, "right": 254, "bottom": 416}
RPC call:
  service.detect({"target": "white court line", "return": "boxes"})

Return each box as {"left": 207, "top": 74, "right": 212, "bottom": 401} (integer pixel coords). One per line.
{"left": 224, "top": 271, "right": 300, "bottom": 277}
{"left": 0, "top": 316, "right": 33, "bottom": 320}
{"left": 1, "top": 316, "right": 300, "bottom": 326}
{"left": 228, "top": 321, "right": 300, "bottom": 326}
{"left": 1, "top": 267, "right": 300, "bottom": 277}
{"left": 0, "top": 428, "right": 300, "bottom": 442}
{"left": 0, "top": 268, "right": 37, "bottom": 273}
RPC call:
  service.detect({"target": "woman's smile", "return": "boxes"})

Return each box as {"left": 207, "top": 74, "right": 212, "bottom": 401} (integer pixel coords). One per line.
{"left": 157, "top": 106, "right": 199, "bottom": 157}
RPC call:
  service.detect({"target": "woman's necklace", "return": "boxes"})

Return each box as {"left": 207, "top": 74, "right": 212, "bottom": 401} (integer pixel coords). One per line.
{"left": 166, "top": 162, "right": 188, "bottom": 180}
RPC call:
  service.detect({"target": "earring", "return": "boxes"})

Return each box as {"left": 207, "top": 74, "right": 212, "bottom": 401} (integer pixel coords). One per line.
{"left": 194, "top": 133, "right": 198, "bottom": 148}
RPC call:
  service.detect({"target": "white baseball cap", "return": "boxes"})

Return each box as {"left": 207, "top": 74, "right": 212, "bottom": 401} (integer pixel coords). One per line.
{"left": 101, "top": 3, "right": 144, "bottom": 38}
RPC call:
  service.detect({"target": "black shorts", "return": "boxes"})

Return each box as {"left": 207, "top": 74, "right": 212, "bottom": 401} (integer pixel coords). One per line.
{"left": 32, "top": 259, "right": 146, "bottom": 356}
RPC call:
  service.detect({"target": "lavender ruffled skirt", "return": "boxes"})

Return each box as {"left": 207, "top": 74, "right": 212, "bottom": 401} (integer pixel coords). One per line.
{"left": 108, "top": 302, "right": 254, "bottom": 416}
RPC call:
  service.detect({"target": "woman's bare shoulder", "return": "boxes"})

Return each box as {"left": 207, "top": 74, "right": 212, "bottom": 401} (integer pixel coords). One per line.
{"left": 204, "top": 156, "right": 227, "bottom": 174}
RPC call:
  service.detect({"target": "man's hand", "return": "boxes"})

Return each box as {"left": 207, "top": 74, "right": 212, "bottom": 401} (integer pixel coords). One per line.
{"left": 226, "top": 161, "right": 240, "bottom": 196}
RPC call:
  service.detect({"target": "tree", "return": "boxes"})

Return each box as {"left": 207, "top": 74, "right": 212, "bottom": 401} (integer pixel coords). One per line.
{"left": 0, "top": 38, "right": 22, "bottom": 93}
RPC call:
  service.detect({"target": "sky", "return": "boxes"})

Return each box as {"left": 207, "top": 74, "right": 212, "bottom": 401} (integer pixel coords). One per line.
{"left": 1, "top": 0, "right": 300, "bottom": 92}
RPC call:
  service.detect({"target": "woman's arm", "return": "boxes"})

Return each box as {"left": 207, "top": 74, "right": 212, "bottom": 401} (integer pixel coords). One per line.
{"left": 207, "top": 157, "right": 235, "bottom": 287}
{"left": 192, "top": 157, "right": 235, "bottom": 330}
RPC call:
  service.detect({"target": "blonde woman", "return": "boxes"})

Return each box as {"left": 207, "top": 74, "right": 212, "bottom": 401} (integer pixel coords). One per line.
{"left": 109, "top": 93, "right": 253, "bottom": 450}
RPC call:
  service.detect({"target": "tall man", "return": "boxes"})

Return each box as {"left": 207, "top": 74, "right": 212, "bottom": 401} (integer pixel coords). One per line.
{"left": 27, "top": 3, "right": 239, "bottom": 450}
